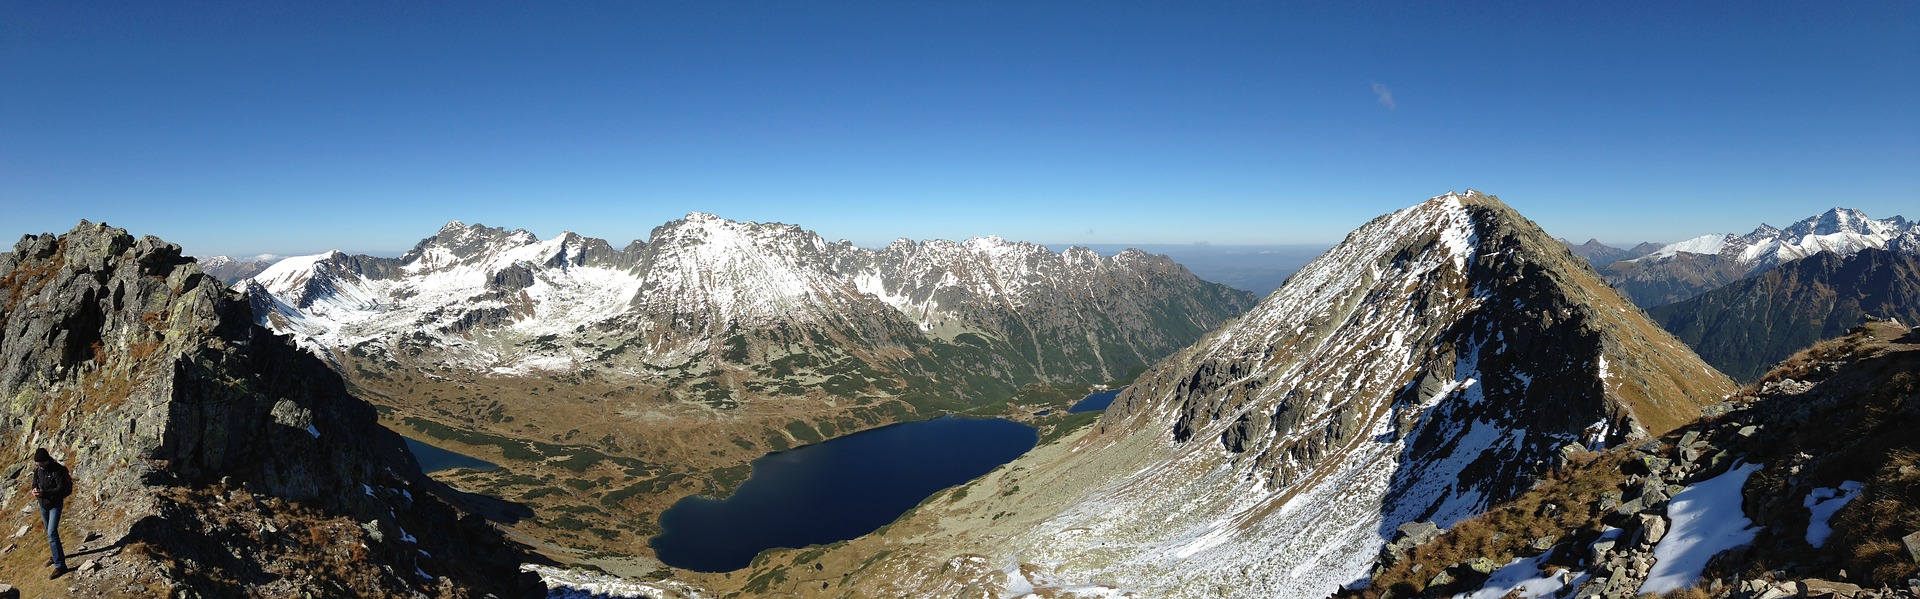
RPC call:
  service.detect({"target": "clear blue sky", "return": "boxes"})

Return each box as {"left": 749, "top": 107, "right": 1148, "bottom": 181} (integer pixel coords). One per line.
{"left": 4, "top": 2, "right": 1915, "bottom": 258}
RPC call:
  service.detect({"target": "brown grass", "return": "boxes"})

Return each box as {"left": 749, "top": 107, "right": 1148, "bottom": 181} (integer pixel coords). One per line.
{"left": 1356, "top": 450, "right": 1631, "bottom": 597}
{"left": 1836, "top": 448, "right": 1920, "bottom": 582}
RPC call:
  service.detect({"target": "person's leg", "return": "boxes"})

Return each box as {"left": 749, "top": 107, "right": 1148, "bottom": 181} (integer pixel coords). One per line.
{"left": 45, "top": 505, "right": 65, "bottom": 570}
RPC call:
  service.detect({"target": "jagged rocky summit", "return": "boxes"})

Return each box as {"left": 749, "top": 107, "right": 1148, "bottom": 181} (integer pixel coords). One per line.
{"left": 1604, "top": 208, "right": 1917, "bottom": 307}
{"left": 708, "top": 191, "right": 1735, "bottom": 597}
{"left": 0, "top": 222, "right": 538, "bottom": 597}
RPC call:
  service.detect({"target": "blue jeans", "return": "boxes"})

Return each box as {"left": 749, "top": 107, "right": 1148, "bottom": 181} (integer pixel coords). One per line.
{"left": 41, "top": 504, "right": 64, "bottom": 569}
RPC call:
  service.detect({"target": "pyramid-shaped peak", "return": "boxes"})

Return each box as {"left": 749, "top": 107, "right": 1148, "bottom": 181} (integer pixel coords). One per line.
{"left": 1781, "top": 207, "right": 1886, "bottom": 237}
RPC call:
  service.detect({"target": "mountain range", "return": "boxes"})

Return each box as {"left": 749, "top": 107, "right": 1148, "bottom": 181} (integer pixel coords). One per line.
{"left": 1648, "top": 246, "right": 1920, "bottom": 382}
{"left": 702, "top": 191, "right": 1736, "bottom": 597}
{"left": 196, "top": 255, "right": 277, "bottom": 284}
{"left": 1560, "top": 238, "right": 1661, "bottom": 266}
{"left": 1602, "top": 208, "right": 1918, "bottom": 307}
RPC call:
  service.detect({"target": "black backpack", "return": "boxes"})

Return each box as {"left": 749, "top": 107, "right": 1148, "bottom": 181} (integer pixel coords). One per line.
{"left": 35, "top": 463, "right": 71, "bottom": 503}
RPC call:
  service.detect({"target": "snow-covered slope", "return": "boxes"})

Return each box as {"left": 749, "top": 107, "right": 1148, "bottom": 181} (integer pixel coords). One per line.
{"left": 1606, "top": 208, "right": 1915, "bottom": 307}
{"left": 737, "top": 191, "right": 1734, "bottom": 598}
{"left": 244, "top": 215, "right": 1254, "bottom": 397}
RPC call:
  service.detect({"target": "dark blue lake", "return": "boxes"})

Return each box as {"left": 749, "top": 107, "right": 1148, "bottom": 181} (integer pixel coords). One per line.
{"left": 403, "top": 437, "right": 499, "bottom": 474}
{"left": 1070, "top": 389, "right": 1122, "bottom": 413}
{"left": 650, "top": 416, "right": 1037, "bottom": 572}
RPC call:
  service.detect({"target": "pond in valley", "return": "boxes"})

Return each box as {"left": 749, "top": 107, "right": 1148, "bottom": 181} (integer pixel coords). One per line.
{"left": 403, "top": 436, "right": 499, "bottom": 474}
{"left": 1069, "top": 389, "right": 1122, "bottom": 413}
{"left": 650, "top": 416, "right": 1037, "bottom": 572}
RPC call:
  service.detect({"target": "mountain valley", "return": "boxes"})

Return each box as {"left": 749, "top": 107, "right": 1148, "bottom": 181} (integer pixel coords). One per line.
{"left": 240, "top": 214, "right": 1256, "bottom": 569}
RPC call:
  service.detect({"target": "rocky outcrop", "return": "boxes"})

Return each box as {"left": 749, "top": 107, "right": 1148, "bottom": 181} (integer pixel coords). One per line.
{"left": 0, "top": 222, "right": 539, "bottom": 597}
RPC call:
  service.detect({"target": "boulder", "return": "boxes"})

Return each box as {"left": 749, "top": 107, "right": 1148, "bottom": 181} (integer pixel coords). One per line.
{"left": 1637, "top": 513, "right": 1668, "bottom": 545}
{"left": 1800, "top": 578, "right": 1863, "bottom": 598}
{"left": 1389, "top": 521, "right": 1442, "bottom": 555}
{"left": 1590, "top": 538, "right": 1617, "bottom": 564}
{"left": 1755, "top": 584, "right": 1799, "bottom": 599}
{"left": 1466, "top": 557, "right": 1498, "bottom": 575}
{"left": 1904, "top": 530, "right": 1920, "bottom": 563}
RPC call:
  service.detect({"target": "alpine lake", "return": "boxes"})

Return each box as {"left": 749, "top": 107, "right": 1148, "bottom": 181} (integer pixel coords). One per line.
{"left": 649, "top": 387, "right": 1122, "bottom": 572}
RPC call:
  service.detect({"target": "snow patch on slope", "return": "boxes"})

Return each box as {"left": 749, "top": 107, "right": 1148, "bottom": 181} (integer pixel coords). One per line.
{"left": 1640, "top": 462, "right": 1763, "bottom": 595}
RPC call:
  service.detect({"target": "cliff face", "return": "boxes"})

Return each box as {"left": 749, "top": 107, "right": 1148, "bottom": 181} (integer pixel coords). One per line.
{"left": 708, "top": 192, "right": 1734, "bottom": 598}
{"left": 0, "top": 222, "right": 536, "bottom": 597}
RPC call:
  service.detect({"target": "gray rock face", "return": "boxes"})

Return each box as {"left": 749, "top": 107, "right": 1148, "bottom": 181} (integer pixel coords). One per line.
{"left": 0, "top": 221, "right": 537, "bottom": 597}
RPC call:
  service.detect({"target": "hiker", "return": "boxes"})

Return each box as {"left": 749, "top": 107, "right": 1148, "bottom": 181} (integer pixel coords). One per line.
{"left": 31, "top": 448, "right": 71, "bottom": 578}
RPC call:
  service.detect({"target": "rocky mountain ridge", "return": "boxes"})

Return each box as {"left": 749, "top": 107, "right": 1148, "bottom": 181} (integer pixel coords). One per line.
{"left": 1560, "top": 238, "right": 1661, "bottom": 267}
{"left": 1649, "top": 247, "right": 1920, "bottom": 382}
{"left": 1603, "top": 208, "right": 1917, "bottom": 307}
{"left": 696, "top": 191, "right": 1734, "bottom": 597}
{"left": 0, "top": 222, "right": 538, "bottom": 597}
{"left": 1354, "top": 320, "right": 1920, "bottom": 598}
{"left": 195, "top": 255, "right": 275, "bottom": 285}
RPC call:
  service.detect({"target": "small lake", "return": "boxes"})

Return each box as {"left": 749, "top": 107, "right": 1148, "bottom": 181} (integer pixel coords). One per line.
{"left": 650, "top": 416, "right": 1037, "bottom": 572}
{"left": 1069, "top": 389, "right": 1122, "bottom": 413}
{"left": 403, "top": 436, "right": 499, "bottom": 474}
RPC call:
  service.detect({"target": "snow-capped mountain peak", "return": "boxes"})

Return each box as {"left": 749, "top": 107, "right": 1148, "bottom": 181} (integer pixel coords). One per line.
{"left": 1632, "top": 207, "right": 1914, "bottom": 271}
{"left": 245, "top": 214, "right": 1256, "bottom": 382}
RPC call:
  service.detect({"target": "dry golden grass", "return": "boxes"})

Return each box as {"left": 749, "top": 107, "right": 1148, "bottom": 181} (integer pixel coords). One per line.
{"left": 1355, "top": 450, "right": 1630, "bottom": 598}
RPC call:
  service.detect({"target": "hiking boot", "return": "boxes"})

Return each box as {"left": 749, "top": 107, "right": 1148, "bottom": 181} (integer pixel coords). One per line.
{"left": 50, "top": 565, "right": 70, "bottom": 579}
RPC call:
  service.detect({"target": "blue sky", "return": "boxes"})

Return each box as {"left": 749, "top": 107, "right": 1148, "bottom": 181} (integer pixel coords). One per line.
{"left": 4, "top": 2, "right": 1915, "bottom": 258}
